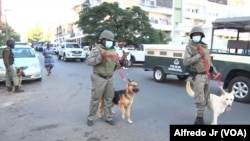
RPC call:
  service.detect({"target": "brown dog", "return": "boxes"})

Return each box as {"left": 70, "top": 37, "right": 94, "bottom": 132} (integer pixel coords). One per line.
{"left": 98, "top": 79, "right": 140, "bottom": 124}
{"left": 12, "top": 68, "right": 24, "bottom": 92}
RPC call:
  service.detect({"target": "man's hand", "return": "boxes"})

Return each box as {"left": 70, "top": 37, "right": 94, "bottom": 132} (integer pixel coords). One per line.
{"left": 198, "top": 51, "right": 204, "bottom": 57}
{"left": 116, "top": 63, "right": 121, "bottom": 70}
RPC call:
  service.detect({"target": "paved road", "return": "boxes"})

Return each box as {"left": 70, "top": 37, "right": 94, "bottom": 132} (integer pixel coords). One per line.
{"left": 0, "top": 52, "right": 250, "bottom": 141}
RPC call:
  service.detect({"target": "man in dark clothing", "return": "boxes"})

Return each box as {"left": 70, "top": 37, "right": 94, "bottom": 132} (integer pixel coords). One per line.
{"left": 2, "top": 39, "right": 24, "bottom": 93}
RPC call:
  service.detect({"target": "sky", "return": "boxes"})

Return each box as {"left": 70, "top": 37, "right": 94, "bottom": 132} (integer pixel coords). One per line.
{"left": 2, "top": 0, "right": 79, "bottom": 40}
{"left": 2, "top": 0, "right": 250, "bottom": 41}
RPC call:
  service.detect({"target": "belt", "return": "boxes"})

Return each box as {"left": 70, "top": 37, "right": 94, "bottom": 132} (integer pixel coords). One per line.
{"left": 95, "top": 73, "right": 113, "bottom": 79}
{"left": 197, "top": 71, "right": 206, "bottom": 75}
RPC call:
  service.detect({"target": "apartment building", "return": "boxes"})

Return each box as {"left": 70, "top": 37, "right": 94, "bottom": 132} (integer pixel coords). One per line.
{"left": 55, "top": 0, "right": 248, "bottom": 44}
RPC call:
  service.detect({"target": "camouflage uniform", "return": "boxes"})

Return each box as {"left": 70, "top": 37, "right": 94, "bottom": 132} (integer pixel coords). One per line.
{"left": 183, "top": 26, "right": 217, "bottom": 124}
{"left": 87, "top": 30, "right": 119, "bottom": 126}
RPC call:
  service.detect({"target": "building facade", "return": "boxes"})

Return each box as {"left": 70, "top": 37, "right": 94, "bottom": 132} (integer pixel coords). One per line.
{"left": 55, "top": 0, "right": 248, "bottom": 45}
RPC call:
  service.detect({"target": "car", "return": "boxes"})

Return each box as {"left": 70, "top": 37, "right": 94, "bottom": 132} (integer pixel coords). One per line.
{"left": 57, "top": 42, "right": 87, "bottom": 62}
{"left": 0, "top": 45, "right": 42, "bottom": 82}
{"left": 36, "top": 41, "right": 45, "bottom": 52}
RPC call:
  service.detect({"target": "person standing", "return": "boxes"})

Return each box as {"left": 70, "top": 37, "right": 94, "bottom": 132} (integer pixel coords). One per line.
{"left": 43, "top": 42, "right": 54, "bottom": 76}
{"left": 183, "top": 26, "right": 218, "bottom": 125}
{"left": 86, "top": 30, "right": 120, "bottom": 126}
{"left": 117, "top": 42, "right": 129, "bottom": 69}
{"left": 2, "top": 39, "right": 24, "bottom": 93}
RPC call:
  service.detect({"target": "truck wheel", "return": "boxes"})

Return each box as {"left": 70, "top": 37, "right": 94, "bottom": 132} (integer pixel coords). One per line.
{"left": 127, "top": 58, "right": 134, "bottom": 67}
{"left": 177, "top": 75, "right": 189, "bottom": 81}
{"left": 228, "top": 76, "right": 250, "bottom": 103}
{"left": 58, "top": 54, "right": 61, "bottom": 60}
{"left": 63, "top": 54, "right": 68, "bottom": 62}
{"left": 153, "top": 68, "right": 166, "bottom": 82}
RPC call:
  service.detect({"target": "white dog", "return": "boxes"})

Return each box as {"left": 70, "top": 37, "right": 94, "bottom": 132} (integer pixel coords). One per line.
{"left": 186, "top": 81, "right": 235, "bottom": 125}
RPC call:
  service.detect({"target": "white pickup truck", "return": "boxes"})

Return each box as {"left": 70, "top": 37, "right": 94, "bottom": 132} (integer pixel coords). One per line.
{"left": 57, "top": 42, "right": 87, "bottom": 62}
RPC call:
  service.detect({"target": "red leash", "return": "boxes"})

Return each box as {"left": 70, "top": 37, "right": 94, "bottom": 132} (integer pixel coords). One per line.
{"left": 198, "top": 46, "right": 223, "bottom": 88}
{"left": 101, "top": 51, "right": 127, "bottom": 81}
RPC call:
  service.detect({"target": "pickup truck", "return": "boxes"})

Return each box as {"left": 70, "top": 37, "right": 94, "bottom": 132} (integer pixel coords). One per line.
{"left": 57, "top": 42, "right": 87, "bottom": 62}
{"left": 209, "top": 16, "right": 250, "bottom": 103}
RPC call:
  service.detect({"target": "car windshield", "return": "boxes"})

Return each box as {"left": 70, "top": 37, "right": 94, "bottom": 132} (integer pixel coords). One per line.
{"left": 12, "top": 48, "right": 36, "bottom": 58}
{"left": 66, "top": 44, "right": 80, "bottom": 48}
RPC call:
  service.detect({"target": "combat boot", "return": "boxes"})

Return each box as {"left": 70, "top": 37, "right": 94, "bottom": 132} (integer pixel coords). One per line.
{"left": 14, "top": 86, "right": 24, "bottom": 93}
{"left": 194, "top": 116, "right": 204, "bottom": 125}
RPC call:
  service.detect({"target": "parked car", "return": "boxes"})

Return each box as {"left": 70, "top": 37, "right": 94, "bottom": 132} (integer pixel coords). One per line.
{"left": 0, "top": 45, "right": 42, "bottom": 82}
{"left": 36, "top": 41, "right": 45, "bottom": 52}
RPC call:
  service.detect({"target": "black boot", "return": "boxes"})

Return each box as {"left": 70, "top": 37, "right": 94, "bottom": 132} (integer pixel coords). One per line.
{"left": 7, "top": 87, "right": 12, "bottom": 92}
{"left": 14, "top": 86, "right": 24, "bottom": 93}
{"left": 194, "top": 116, "right": 204, "bottom": 125}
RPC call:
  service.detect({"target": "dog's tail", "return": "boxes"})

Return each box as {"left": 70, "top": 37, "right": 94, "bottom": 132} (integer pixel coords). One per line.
{"left": 186, "top": 81, "right": 195, "bottom": 97}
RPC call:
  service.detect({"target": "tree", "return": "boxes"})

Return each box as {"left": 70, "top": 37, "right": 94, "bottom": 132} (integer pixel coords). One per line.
{"left": 0, "top": 22, "right": 21, "bottom": 46}
{"left": 26, "top": 27, "right": 43, "bottom": 43}
{"left": 76, "top": 2, "right": 170, "bottom": 45}
{"left": 43, "top": 32, "right": 52, "bottom": 42}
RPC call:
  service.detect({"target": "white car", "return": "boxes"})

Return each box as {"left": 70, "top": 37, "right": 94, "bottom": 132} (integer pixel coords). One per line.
{"left": 0, "top": 45, "right": 42, "bottom": 82}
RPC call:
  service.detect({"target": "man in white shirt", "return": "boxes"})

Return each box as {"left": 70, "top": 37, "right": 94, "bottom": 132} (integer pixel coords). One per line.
{"left": 117, "top": 42, "right": 129, "bottom": 69}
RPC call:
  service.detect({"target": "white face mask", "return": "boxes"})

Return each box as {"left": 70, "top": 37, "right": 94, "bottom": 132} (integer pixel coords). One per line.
{"left": 192, "top": 36, "right": 201, "bottom": 43}
{"left": 105, "top": 41, "right": 113, "bottom": 48}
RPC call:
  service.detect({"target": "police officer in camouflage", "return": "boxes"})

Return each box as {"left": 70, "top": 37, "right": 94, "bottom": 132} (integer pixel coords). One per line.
{"left": 183, "top": 26, "right": 218, "bottom": 125}
{"left": 86, "top": 30, "right": 120, "bottom": 126}
{"left": 2, "top": 39, "right": 24, "bottom": 93}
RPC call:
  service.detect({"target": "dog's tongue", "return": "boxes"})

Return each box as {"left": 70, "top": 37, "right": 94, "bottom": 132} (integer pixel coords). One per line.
{"left": 226, "top": 106, "right": 231, "bottom": 111}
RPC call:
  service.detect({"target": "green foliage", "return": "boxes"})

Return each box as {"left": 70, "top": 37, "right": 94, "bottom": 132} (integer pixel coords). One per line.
{"left": 76, "top": 2, "right": 170, "bottom": 45}
{"left": 26, "top": 27, "right": 43, "bottom": 43}
{"left": 0, "top": 23, "right": 21, "bottom": 46}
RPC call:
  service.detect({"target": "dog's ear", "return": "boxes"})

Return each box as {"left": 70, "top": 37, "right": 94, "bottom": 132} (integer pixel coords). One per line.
{"left": 221, "top": 89, "right": 227, "bottom": 95}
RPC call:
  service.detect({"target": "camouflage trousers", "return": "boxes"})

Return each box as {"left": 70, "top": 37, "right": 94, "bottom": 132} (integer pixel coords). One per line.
{"left": 5, "top": 65, "right": 19, "bottom": 87}
{"left": 193, "top": 74, "right": 210, "bottom": 117}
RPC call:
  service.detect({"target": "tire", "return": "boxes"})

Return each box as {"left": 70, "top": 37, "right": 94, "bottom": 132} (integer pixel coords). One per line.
{"left": 58, "top": 54, "right": 61, "bottom": 60}
{"left": 36, "top": 78, "right": 42, "bottom": 81}
{"left": 62, "top": 54, "right": 68, "bottom": 62}
{"left": 228, "top": 76, "right": 250, "bottom": 103}
{"left": 177, "top": 75, "right": 189, "bottom": 81}
{"left": 127, "top": 58, "right": 134, "bottom": 67}
{"left": 153, "top": 68, "right": 166, "bottom": 82}
{"left": 80, "top": 59, "right": 84, "bottom": 62}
